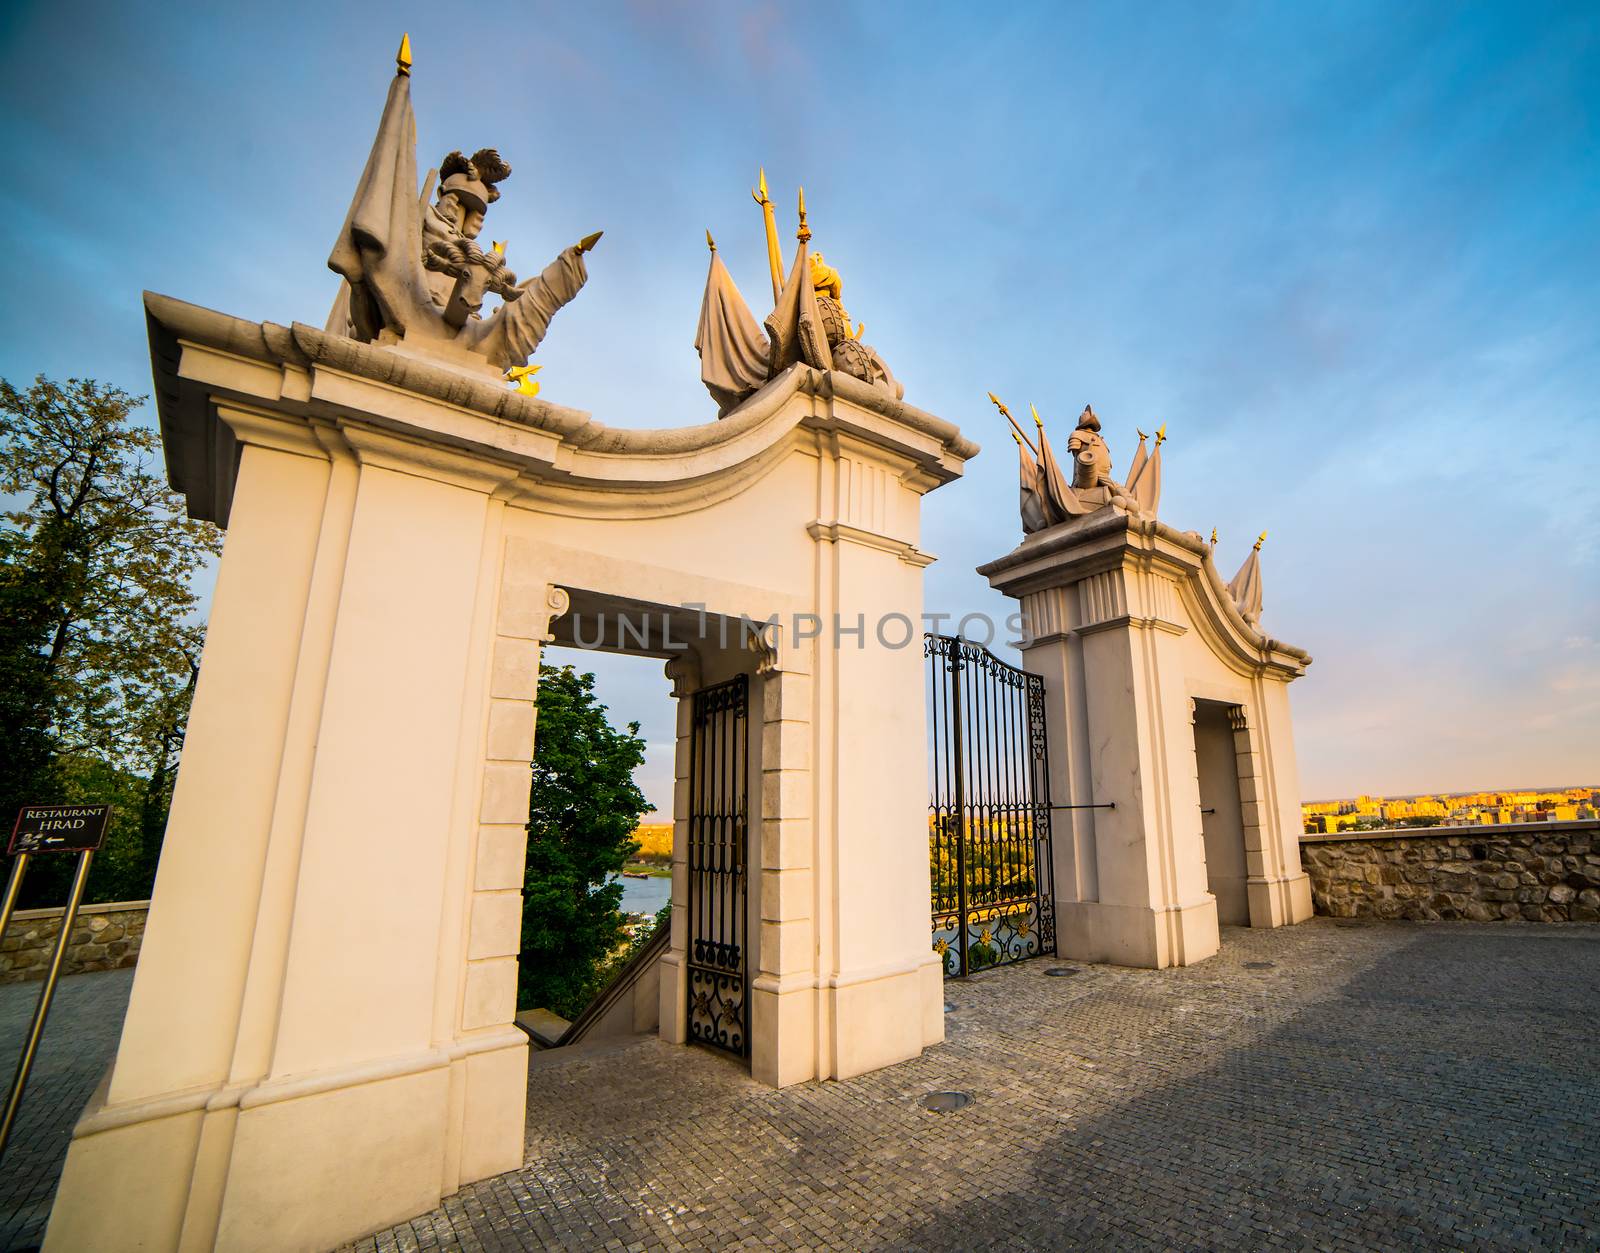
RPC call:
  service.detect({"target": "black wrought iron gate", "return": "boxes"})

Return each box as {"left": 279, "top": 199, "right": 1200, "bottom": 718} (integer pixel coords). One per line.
{"left": 686, "top": 674, "right": 750, "bottom": 1058}
{"left": 926, "top": 634, "right": 1055, "bottom": 977}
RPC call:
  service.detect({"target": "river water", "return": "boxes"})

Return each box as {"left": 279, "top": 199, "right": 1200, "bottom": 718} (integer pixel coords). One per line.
{"left": 615, "top": 873, "right": 671, "bottom": 916}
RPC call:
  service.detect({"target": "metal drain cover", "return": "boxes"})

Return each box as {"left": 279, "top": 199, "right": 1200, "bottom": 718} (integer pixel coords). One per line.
{"left": 922, "top": 1091, "right": 972, "bottom": 1112}
{"left": 1244, "top": 961, "right": 1275, "bottom": 970}
{"left": 1044, "top": 967, "right": 1080, "bottom": 977}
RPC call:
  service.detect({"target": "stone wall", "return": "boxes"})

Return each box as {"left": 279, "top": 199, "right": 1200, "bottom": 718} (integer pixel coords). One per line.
{"left": 1299, "top": 821, "right": 1600, "bottom": 922}
{"left": 0, "top": 899, "right": 150, "bottom": 984}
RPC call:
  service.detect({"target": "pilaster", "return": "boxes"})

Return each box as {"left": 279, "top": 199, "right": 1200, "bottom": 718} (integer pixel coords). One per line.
{"left": 750, "top": 645, "right": 818, "bottom": 1088}
{"left": 657, "top": 653, "right": 701, "bottom": 1045}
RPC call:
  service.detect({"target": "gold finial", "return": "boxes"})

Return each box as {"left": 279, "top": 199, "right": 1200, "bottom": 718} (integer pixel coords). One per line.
{"left": 1137, "top": 427, "right": 1149, "bottom": 441}
{"left": 1030, "top": 403, "right": 1044, "bottom": 430}
{"left": 491, "top": 240, "right": 506, "bottom": 257}
{"left": 1154, "top": 422, "right": 1168, "bottom": 446}
{"left": 504, "top": 364, "right": 542, "bottom": 397}
{"left": 1254, "top": 530, "right": 1268, "bottom": 551}
{"left": 991, "top": 392, "right": 1038, "bottom": 454}
{"left": 396, "top": 33, "right": 413, "bottom": 76}
{"left": 1011, "top": 430, "right": 1023, "bottom": 445}
{"left": 796, "top": 186, "right": 811, "bottom": 243}
{"left": 754, "top": 167, "right": 782, "bottom": 302}
{"left": 1209, "top": 527, "right": 1218, "bottom": 547}
{"left": 705, "top": 228, "right": 716, "bottom": 253}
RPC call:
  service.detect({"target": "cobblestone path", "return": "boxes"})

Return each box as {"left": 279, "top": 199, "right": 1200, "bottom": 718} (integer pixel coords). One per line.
{"left": 7, "top": 927, "right": 1597, "bottom": 1251}
{"left": 350, "top": 921, "right": 1600, "bottom": 1252}
{"left": 0, "top": 968, "right": 133, "bottom": 1252}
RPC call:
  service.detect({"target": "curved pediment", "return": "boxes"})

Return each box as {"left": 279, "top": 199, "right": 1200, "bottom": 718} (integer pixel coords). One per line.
{"left": 145, "top": 292, "right": 975, "bottom": 525}
{"left": 978, "top": 509, "right": 1310, "bottom": 680}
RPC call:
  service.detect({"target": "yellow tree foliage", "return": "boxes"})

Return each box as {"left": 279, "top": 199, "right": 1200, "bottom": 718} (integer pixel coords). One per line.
{"left": 631, "top": 821, "right": 673, "bottom": 860}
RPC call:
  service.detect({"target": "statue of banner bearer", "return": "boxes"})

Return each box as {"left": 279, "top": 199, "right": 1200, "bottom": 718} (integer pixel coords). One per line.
{"left": 328, "top": 35, "right": 600, "bottom": 373}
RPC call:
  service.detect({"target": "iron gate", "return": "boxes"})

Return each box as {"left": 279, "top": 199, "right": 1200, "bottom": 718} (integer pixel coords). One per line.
{"left": 686, "top": 674, "right": 750, "bottom": 1058}
{"left": 926, "top": 634, "right": 1055, "bottom": 977}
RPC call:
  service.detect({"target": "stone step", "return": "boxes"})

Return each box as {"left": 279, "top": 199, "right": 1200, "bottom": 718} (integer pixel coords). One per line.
{"left": 514, "top": 1007, "right": 572, "bottom": 1050}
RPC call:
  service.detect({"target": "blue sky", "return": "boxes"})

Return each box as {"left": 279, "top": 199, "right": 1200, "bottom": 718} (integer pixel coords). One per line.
{"left": 2, "top": 1, "right": 1595, "bottom": 812}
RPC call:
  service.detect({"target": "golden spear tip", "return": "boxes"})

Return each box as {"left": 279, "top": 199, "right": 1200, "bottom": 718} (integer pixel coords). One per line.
{"left": 705, "top": 228, "right": 716, "bottom": 252}
{"left": 1137, "top": 427, "right": 1148, "bottom": 441}
{"left": 796, "top": 185, "right": 810, "bottom": 242}
{"left": 1011, "top": 429, "right": 1023, "bottom": 444}
{"left": 1155, "top": 422, "right": 1168, "bottom": 444}
{"left": 1030, "top": 403, "right": 1044, "bottom": 429}
{"left": 759, "top": 167, "right": 768, "bottom": 195}
{"left": 1254, "top": 530, "right": 1268, "bottom": 551}
{"left": 1210, "top": 527, "right": 1218, "bottom": 546}
{"left": 491, "top": 240, "right": 506, "bottom": 257}
{"left": 396, "top": 33, "right": 412, "bottom": 75}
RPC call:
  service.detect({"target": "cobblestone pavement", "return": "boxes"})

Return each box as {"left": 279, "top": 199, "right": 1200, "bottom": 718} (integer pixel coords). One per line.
{"left": 349, "top": 921, "right": 1600, "bottom": 1252}
{"left": 0, "top": 968, "right": 133, "bottom": 1252}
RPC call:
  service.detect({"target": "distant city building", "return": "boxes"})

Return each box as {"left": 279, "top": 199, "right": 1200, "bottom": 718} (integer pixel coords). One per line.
{"left": 1302, "top": 786, "right": 1598, "bottom": 833}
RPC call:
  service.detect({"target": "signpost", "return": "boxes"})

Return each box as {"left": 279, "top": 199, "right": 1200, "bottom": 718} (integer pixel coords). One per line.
{"left": 0, "top": 805, "right": 110, "bottom": 1160}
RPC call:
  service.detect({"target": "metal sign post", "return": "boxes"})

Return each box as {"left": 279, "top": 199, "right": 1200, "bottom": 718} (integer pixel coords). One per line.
{"left": 0, "top": 804, "right": 110, "bottom": 1160}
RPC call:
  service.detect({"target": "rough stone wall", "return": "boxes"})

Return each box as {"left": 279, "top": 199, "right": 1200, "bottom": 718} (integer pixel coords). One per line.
{"left": 0, "top": 900, "right": 150, "bottom": 984}
{"left": 1300, "top": 822, "right": 1600, "bottom": 922}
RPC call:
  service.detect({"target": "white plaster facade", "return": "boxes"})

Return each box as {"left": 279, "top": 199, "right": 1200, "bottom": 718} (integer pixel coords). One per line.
{"left": 44, "top": 296, "right": 971, "bottom": 1252}
{"left": 979, "top": 509, "right": 1315, "bottom": 969}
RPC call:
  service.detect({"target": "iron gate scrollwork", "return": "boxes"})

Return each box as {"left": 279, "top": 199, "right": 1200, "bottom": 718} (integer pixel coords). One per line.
{"left": 926, "top": 634, "right": 1055, "bottom": 977}
{"left": 686, "top": 674, "right": 750, "bottom": 1058}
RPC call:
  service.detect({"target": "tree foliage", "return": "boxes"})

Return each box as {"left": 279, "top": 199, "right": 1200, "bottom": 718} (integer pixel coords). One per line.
{"left": 0, "top": 376, "right": 220, "bottom": 905}
{"left": 519, "top": 664, "right": 649, "bottom": 1018}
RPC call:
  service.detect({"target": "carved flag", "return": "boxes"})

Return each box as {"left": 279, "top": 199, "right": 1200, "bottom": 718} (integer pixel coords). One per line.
{"left": 328, "top": 66, "right": 432, "bottom": 342}
{"left": 765, "top": 239, "right": 832, "bottom": 378}
{"left": 696, "top": 250, "right": 771, "bottom": 416}
{"left": 1129, "top": 438, "right": 1162, "bottom": 515}
{"left": 1124, "top": 431, "right": 1148, "bottom": 496}
{"left": 1227, "top": 544, "right": 1263, "bottom": 626}
{"left": 1035, "top": 423, "right": 1089, "bottom": 522}
{"left": 1016, "top": 436, "right": 1049, "bottom": 533}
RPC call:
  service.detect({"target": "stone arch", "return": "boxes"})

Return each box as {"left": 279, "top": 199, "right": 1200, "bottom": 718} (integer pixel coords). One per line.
{"left": 46, "top": 298, "right": 973, "bottom": 1252}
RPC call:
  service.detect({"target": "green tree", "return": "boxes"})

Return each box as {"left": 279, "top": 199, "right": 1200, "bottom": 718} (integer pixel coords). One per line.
{"left": 519, "top": 664, "right": 649, "bottom": 1018}
{"left": 0, "top": 376, "right": 221, "bottom": 905}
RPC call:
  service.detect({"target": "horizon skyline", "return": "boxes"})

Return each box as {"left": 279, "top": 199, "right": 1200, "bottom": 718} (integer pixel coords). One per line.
{"left": 2, "top": 1, "right": 1595, "bottom": 815}
{"left": 1302, "top": 781, "right": 1598, "bottom": 804}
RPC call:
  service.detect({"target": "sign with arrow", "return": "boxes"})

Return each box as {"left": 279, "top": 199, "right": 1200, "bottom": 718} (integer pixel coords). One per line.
{"left": 7, "top": 806, "right": 111, "bottom": 856}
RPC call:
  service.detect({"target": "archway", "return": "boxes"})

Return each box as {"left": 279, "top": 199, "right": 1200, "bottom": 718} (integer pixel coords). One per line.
{"left": 1193, "top": 699, "right": 1249, "bottom": 926}
{"left": 45, "top": 300, "right": 972, "bottom": 1252}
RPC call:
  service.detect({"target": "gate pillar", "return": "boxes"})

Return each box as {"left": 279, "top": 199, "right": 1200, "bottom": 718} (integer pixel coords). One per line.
{"left": 980, "top": 511, "right": 1314, "bottom": 969}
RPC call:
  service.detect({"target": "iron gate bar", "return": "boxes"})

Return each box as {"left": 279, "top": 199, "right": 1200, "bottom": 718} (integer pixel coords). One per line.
{"left": 925, "top": 634, "right": 1056, "bottom": 978}
{"left": 686, "top": 674, "right": 749, "bottom": 1059}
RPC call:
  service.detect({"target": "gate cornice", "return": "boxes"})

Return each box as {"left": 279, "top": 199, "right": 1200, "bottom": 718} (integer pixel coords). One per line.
{"left": 146, "top": 293, "right": 975, "bottom": 527}
{"left": 979, "top": 508, "right": 1311, "bottom": 681}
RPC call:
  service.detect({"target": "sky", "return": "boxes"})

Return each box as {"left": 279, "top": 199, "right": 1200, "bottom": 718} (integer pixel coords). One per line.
{"left": 1, "top": 0, "right": 1595, "bottom": 814}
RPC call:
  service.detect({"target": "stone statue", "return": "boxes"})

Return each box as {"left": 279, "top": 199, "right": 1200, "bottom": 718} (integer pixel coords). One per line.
{"left": 694, "top": 174, "right": 903, "bottom": 417}
{"left": 328, "top": 39, "right": 600, "bottom": 374}
{"left": 1066, "top": 405, "right": 1114, "bottom": 491}
{"left": 807, "top": 251, "right": 902, "bottom": 399}
{"left": 421, "top": 149, "right": 521, "bottom": 327}
{"left": 989, "top": 397, "right": 1159, "bottom": 534}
